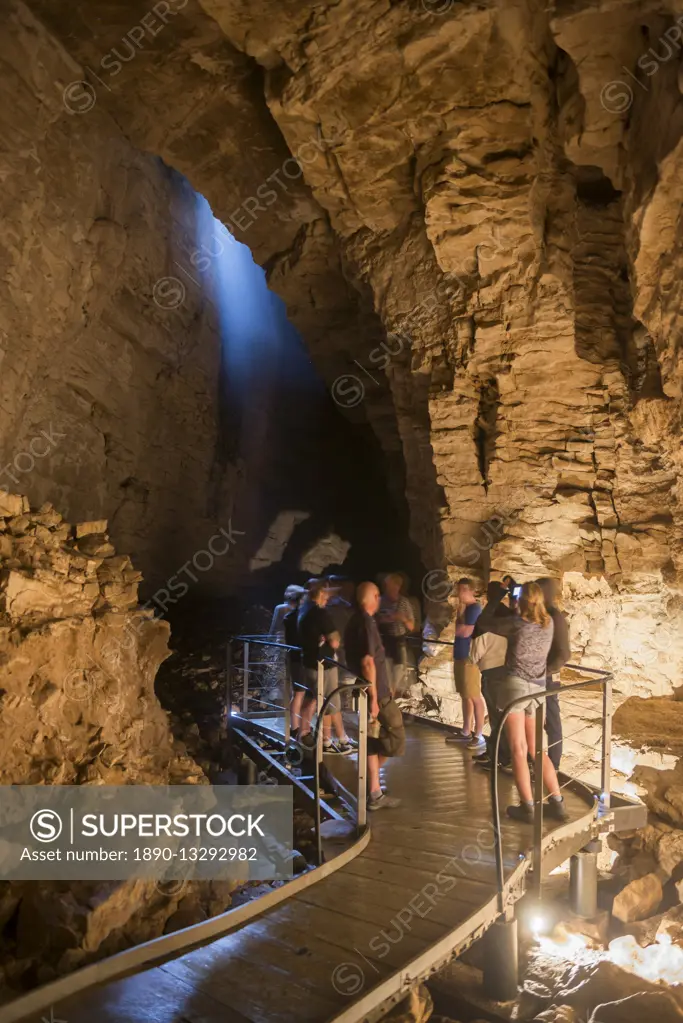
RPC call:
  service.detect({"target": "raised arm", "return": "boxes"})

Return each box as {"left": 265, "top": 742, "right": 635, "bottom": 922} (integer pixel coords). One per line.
{"left": 547, "top": 612, "right": 570, "bottom": 673}
{"left": 482, "top": 615, "right": 517, "bottom": 638}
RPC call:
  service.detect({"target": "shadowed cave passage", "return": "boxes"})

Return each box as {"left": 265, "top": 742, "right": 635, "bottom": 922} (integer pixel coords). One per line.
{"left": 156, "top": 192, "right": 424, "bottom": 617}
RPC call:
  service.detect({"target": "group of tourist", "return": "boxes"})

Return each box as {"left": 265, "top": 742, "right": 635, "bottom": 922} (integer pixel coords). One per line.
{"left": 268, "top": 570, "right": 571, "bottom": 822}
{"left": 448, "top": 576, "right": 571, "bottom": 822}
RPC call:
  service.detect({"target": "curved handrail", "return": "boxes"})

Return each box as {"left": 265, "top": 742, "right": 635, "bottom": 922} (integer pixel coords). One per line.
{"left": 229, "top": 637, "right": 374, "bottom": 864}
{"left": 4, "top": 821, "right": 372, "bottom": 1023}
{"left": 490, "top": 663, "right": 614, "bottom": 912}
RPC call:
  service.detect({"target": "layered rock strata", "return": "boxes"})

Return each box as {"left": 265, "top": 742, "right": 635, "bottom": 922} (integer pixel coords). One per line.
{"left": 7, "top": 0, "right": 683, "bottom": 717}
{"left": 0, "top": 492, "right": 232, "bottom": 992}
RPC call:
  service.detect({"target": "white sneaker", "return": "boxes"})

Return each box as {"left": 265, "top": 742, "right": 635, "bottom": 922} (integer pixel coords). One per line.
{"left": 323, "top": 740, "right": 346, "bottom": 755}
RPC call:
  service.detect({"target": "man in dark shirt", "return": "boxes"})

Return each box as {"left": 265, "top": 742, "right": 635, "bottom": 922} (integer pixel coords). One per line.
{"left": 537, "top": 577, "right": 571, "bottom": 770}
{"left": 325, "top": 576, "right": 355, "bottom": 662}
{"left": 345, "top": 582, "right": 403, "bottom": 810}
{"left": 297, "top": 578, "right": 353, "bottom": 755}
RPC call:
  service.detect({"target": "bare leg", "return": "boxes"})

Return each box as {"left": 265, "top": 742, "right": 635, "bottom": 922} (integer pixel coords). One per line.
{"left": 473, "top": 695, "right": 487, "bottom": 737}
{"left": 506, "top": 712, "right": 533, "bottom": 804}
{"left": 299, "top": 696, "right": 315, "bottom": 737}
{"left": 461, "top": 697, "right": 474, "bottom": 735}
{"left": 525, "top": 715, "right": 561, "bottom": 798}
{"left": 291, "top": 690, "right": 305, "bottom": 731}
{"left": 332, "top": 711, "right": 346, "bottom": 740}
{"left": 368, "top": 753, "right": 381, "bottom": 795}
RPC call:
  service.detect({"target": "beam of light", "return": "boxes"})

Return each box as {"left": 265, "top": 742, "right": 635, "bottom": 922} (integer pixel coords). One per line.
{"left": 192, "top": 194, "right": 323, "bottom": 474}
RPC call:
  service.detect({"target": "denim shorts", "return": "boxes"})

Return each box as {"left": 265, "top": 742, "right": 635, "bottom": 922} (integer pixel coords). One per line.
{"left": 495, "top": 673, "right": 544, "bottom": 717}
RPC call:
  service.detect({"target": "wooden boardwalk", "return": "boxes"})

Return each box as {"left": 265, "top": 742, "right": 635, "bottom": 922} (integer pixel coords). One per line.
{"left": 18, "top": 719, "right": 598, "bottom": 1023}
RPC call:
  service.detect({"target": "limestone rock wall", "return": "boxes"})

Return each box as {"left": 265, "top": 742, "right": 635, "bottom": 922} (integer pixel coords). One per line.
{"left": 189, "top": 0, "right": 683, "bottom": 710}
{"left": 0, "top": 1, "right": 246, "bottom": 593}
{"left": 0, "top": 493, "right": 232, "bottom": 989}
{"left": 0, "top": 490, "right": 202, "bottom": 785}
{"left": 8, "top": 0, "right": 683, "bottom": 729}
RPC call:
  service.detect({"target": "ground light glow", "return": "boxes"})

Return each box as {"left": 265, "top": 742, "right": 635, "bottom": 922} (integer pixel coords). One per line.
{"left": 530, "top": 914, "right": 549, "bottom": 937}
{"left": 537, "top": 924, "right": 683, "bottom": 986}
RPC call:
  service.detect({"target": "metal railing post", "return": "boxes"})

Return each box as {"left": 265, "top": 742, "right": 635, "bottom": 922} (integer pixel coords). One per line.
{"left": 242, "top": 640, "right": 250, "bottom": 714}
{"left": 357, "top": 687, "right": 368, "bottom": 833}
{"left": 601, "top": 676, "right": 613, "bottom": 810}
{"left": 533, "top": 701, "right": 544, "bottom": 898}
{"left": 490, "top": 714, "right": 506, "bottom": 915}
{"left": 283, "top": 655, "right": 292, "bottom": 745}
{"left": 316, "top": 660, "right": 325, "bottom": 769}
{"left": 314, "top": 660, "right": 325, "bottom": 865}
{"left": 225, "top": 640, "right": 233, "bottom": 761}
{"left": 225, "top": 639, "right": 233, "bottom": 722}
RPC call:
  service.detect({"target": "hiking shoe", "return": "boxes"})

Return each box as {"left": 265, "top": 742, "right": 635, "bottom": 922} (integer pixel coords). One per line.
{"left": 507, "top": 802, "right": 534, "bottom": 823}
{"left": 546, "top": 796, "right": 568, "bottom": 821}
{"left": 323, "top": 740, "right": 346, "bottom": 755}
{"left": 500, "top": 762, "right": 514, "bottom": 775}
{"left": 467, "top": 735, "right": 487, "bottom": 753}
{"left": 340, "top": 735, "right": 358, "bottom": 749}
{"left": 335, "top": 739, "right": 355, "bottom": 756}
{"left": 445, "top": 732, "right": 472, "bottom": 744}
{"left": 368, "top": 792, "right": 401, "bottom": 811}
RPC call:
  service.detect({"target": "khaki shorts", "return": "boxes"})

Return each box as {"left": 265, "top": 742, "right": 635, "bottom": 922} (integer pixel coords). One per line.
{"left": 495, "top": 673, "right": 544, "bottom": 717}
{"left": 454, "top": 659, "right": 481, "bottom": 699}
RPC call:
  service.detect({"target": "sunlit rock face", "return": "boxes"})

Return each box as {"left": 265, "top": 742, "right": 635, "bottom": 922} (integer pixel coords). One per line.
{"left": 0, "top": 494, "right": 235, "bottom": 988}
{"left": 0, "top": 492, "right": 202, "bottom": 786}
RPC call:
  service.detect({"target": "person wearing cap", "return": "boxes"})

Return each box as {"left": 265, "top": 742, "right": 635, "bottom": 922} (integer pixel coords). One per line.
{"left": 269, "top": 584, "right": 305, "bottom": 639}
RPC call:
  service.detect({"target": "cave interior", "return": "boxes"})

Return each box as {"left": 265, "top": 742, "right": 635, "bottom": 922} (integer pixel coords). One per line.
{"left": 1, "top": 0, "right": 683, "bottom": 1012}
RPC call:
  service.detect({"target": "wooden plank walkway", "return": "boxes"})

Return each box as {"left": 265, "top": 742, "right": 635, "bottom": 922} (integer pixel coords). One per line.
{"left": 19, "top": 719, "right": 597, "bottom": 1023}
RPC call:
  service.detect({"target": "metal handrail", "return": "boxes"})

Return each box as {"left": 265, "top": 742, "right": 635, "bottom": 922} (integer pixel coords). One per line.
{"left": 227, "top": 636, "right": 373, "bottom": 866}
{"left": 490, "top": 663, "right": 613, "bottom": 913}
